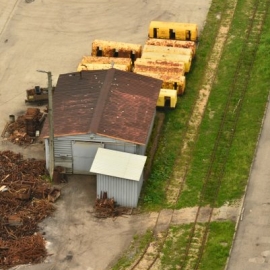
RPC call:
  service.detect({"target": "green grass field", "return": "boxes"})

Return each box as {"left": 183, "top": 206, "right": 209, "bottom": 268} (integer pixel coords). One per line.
{"left": 114, "top": 0, "right": 270, "bottom": 268}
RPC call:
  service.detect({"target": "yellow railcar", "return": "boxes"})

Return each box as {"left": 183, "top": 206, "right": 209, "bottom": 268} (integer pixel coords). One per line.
{"left": 77, "top": 56, "right": 132, "bottom": 71}
{"left": 91, "top": 40, "right": 142, "bottom": 63}
{"left": 141, "top": 51, "right": 192, "bottom": 73}
{"left": 148, "top": 21, "right": 198, "bottom": 42}
{"left": 135, "top": 58, "right": 185, "bottom": 75}
{"left": 145, "top": 38, "right": 196, "bottom": 57}
{"left": 77, "top": 63, "right": 129, "bottom": 72}
{"left": 134, "top": 58, "right": 185, "bottom": 76}
{"left": 143, "top": 45, "right": 193, "bottom": 58}
{"left": 134, "top": 70, "right": 186, "bottom": 95}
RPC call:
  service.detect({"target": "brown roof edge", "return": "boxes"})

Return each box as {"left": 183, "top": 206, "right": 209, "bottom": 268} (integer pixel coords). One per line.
{"left": 43, "top": 131, "right": 88, "bottom": 139}
{"left": 96, "top": 132, "right": 145, "bottom": 146}
{"left": 89, "top": 69, "right": 116, "bottom": 133}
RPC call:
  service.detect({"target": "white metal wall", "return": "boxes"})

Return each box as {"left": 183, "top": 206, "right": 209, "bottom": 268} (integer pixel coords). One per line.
{"left": 48, "top": 133, "right": 144, "bottom": 174}
{"left": 97, "top": 174, "right": 144, "bottom": 208}
{"left": 72, "top": 141, "right": 104, "bottom": 174}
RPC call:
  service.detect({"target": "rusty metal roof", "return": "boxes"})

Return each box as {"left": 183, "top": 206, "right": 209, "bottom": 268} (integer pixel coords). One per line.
{"left": 41, "top": 68, "right": 162, "bottom": 145}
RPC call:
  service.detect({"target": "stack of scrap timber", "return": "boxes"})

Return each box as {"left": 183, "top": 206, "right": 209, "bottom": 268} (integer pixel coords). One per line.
{"left": 2, "top": 108, "right": 46, "bottom": 145}
{"left": 0, "top": 150, "right": 58, "bottom": 269}
{"left": 94, "top": 191, "right": 132, "bottom": 218}
{"left": 24, "top": 107, "right": 43, "bottom": 137}
{"left": 77, "top": 56, "right": 132, "bottom": 72}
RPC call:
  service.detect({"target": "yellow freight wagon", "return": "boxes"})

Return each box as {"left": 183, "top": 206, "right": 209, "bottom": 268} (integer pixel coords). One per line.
{"left": 134, "top": 59, "right": 185, "bottom": 76}
{"left": 157, "top": 89, "right": 178, "bottom": 109}
{"left": 145, "top": 39, "right": 196, "bottom": 57}
{"left": 77, "top": 63, "right": 129, "bottom": 72}
{"left": 141, "top": 51, "right": 192, "bottom": 73}
{"left": 77, "top": 56, "right": 132, "bottom": 71}
{"left": 135, "top": 58, "right": 185, "bottom": 74}
{"left": 134, "top": 70, "right": 186, "bottom": 95}
{"left": 91, "top": 40, "right": 142, "bottom": 62}
{"left": 142, "top": 45, "right": 193, "bottom": 58}
{"left": 148, "top": 21, "right": 198, "bottom": 42}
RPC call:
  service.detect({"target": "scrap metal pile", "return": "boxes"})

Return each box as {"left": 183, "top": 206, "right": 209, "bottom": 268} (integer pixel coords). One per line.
{"left": 0, "top": 150, "right": 56, "bottom": 269}
{"left": 94, "top": 191, "right": 132, "bottom": 218}
{"left": 2, "top": 108, "right": 46, "bottom": 146}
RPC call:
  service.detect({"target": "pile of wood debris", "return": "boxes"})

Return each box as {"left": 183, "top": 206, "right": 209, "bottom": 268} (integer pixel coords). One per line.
{"left": 94, "top": 191, "right": 132, "bottom": 218}
{"left": 1, "top": 108, "right": 46, "bottom": 146}
{"left": 0, "top": 150, "right": 59, "bottom": 269}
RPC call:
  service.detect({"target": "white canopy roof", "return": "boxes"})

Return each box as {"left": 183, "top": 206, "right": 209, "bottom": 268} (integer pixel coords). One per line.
{"left": 90, "top": 148, "right": 147, "bottom": 181}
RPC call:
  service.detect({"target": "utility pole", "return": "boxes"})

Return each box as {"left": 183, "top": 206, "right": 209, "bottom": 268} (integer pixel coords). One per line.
{"left": 37, "top": 70, "right": 54, "bottom": 180}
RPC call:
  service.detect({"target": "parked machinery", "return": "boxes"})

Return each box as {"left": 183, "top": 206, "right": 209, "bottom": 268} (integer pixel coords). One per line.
{"left": 25, "top": 86, "right": 55, "bottom": 106}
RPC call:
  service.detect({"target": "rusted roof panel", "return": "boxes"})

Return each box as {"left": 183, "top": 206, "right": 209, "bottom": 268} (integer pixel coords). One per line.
{"left": 41, "top": 69, "right": 162, "bottom": 145}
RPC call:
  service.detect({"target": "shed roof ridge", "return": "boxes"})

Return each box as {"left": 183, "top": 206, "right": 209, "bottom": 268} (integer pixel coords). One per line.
{"left": 89, "top": 68, "right": 116, "bottom": 133}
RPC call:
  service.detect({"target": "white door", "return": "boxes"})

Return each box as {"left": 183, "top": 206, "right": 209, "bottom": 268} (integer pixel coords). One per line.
{"left": 72, "top": 141, "right": 104, "bottom": 174}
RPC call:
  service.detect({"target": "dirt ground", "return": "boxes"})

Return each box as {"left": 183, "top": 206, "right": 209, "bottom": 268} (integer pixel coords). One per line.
{"left": 0, "top": 0, "right": 212, "bottom": 269}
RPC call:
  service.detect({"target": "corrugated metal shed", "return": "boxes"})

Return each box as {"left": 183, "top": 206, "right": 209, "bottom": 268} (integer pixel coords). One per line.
{"left": 90, "top": 148, "right": 147, "bottom": 180}
{"left": 41, "top": 68, "right": 162, "bottom": 145}
{"left": 90, "top": 148, "right": 146, "bottom": 207}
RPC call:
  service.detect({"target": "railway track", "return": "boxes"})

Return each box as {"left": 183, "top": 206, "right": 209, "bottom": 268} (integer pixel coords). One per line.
{"left": 179, "top": 0, "right": 269, "bottom": 269}
{"left": 128, "top": 0, "right": 270, "bottom": 269}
